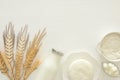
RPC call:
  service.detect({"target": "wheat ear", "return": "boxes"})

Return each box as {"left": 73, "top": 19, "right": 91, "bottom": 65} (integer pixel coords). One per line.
{"left": 3, "top": 22, "right": 15, "bottom": 64}
{"left": 15, "top": 27, "right": 29, "bottom": 80}
{"left": 0, "top": 52, "right": 11, "bottom": 80}
{"left": 3, "top": 22, "right": 15, "bottom": 80}
{"left": 24, "top": 60, "right": 40, "bottom": 80}
{"left": 24, "top": 28, "right": 46, "bottom": 69}
{"left": 23, "top": 28, "right": 46, "bottom": 80}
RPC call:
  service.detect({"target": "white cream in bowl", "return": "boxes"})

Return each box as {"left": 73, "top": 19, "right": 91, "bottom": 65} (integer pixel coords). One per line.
{"left": 102, "top": 62, "right": 120, "bottom": 77}
{"left": 62, "top": 52, "right": 99, "bottom": 80}
{"left": 68, "top": 59, "right": 94, "bottom": 80}
{"left": 98, "top": 32, "right": 120, "bottom": 61}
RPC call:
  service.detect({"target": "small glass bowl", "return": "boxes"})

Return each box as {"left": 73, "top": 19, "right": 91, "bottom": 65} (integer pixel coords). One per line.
{"left": 97, "top": 32, "right": 120, "bottom": 62}
{"left": 61, "top": 51, "right": 99, "bottom": 80}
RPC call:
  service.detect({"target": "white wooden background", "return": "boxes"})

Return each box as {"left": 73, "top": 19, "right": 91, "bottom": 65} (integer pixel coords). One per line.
{"left": 0, "top": 0, "right": 120, "bottom": 80}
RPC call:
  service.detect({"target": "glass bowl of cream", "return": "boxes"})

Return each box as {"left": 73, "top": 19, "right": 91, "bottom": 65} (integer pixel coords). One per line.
{"left": 97, "top": 32, "right": 120, "bottom": 62}
{"left": 61, "top": 51, "right": 99, "bottom": 80}
{"left": 97, "top": 32, "right": 120, "bottom": 78}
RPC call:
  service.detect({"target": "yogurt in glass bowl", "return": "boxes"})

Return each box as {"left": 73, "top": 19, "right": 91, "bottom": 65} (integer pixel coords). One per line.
{"left": 97, "top": 32, "right": 120, "bottom": 78}
{"left": 97, "top": 32, "right": 120, "bottom": 62}
{"left": 61, "top": 51, "right": 99, "bottom": 80}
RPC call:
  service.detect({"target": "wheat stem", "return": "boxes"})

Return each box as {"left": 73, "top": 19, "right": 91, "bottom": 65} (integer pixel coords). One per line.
{"left": 0, "top": 52, "right": 12, "bottom": 80}
{"left": 3, "top": 22, "right": 15, "bottom": 64}
{"left": 3, "top": 22, "right": 15, "bottom": 80}
{"left": 24, "top": 60, "right": 40, "bottom": 79}
{"left": 0, "top": 23, "right": 46, "bottom": 80}
{"left": 0, "top": 52, "right": 15, "bottom": 79}
{"left": 24, "top": 28, "right": 46, "bottom": 79}
{"left": 24, "top": 29, "right": 46, "bottom": 68}
{"left": 15, "top": 27, "right": 28, "bottom": 80}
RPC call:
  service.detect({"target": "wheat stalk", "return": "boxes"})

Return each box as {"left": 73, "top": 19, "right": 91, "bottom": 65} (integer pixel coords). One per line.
{"left": 3, "top": 22, "right": 15, "bottom": 80}
{"left": 0, "top": 52, "right": 12, "bottom": 73}
{"left": 24, "top": 28, "right": 46, "bottom": 69}
{"left": 23, "top": 28, "right": 46, "bottom": 80}
{"left": 15, "top": 27, "right": 29, "bottom": 80}
{"left": 0, "top": 52, "right": 14, "bottom": 80}
{"left": 0, "top": 53, "right": 8, "bottom": 76}
{"left": 3, "top": 22, "right": 15, "bottom": 63}
{"left": 0, "top": 23, "right": 46, "bottom": 80}
{"left": 24, "top": 60, "right": 40, "bottom": 80}
{"left": 0, "top": 52, "right": 12, "bottom": 80}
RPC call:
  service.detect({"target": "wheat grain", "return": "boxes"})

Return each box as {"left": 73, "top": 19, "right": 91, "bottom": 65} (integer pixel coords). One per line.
{"left": 0, "top": 23, "right": 46, "bottom": 80}
{"left": 0, "top": 52, "right": 13, "bottom": 73}
{"left": 0, "top": 52, "right": 11, "bottom": 79}
{"left": 3, "top": 23, "right": 15, "bottom": 80}
{"left": 24, "top": 60, "right": 40, "bottom": 79}
{"left": 0, "top": 52, "right": 14, "bottom": 80}
{"left": 15, "top": 27, "right": 29, "bottom": 80}
{"left": 3, "top": 22, "right": 15, "bottom": 64}
{"left": 24, "top": 28, "right": 46, "bottom": 69}
{"left": 0, "top": 53, "right": 8, "bottom": 75}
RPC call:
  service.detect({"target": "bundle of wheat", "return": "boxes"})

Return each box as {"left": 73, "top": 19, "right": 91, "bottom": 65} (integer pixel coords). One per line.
{"left": 0, "top": 22, "right": 46, "bottom": 80}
